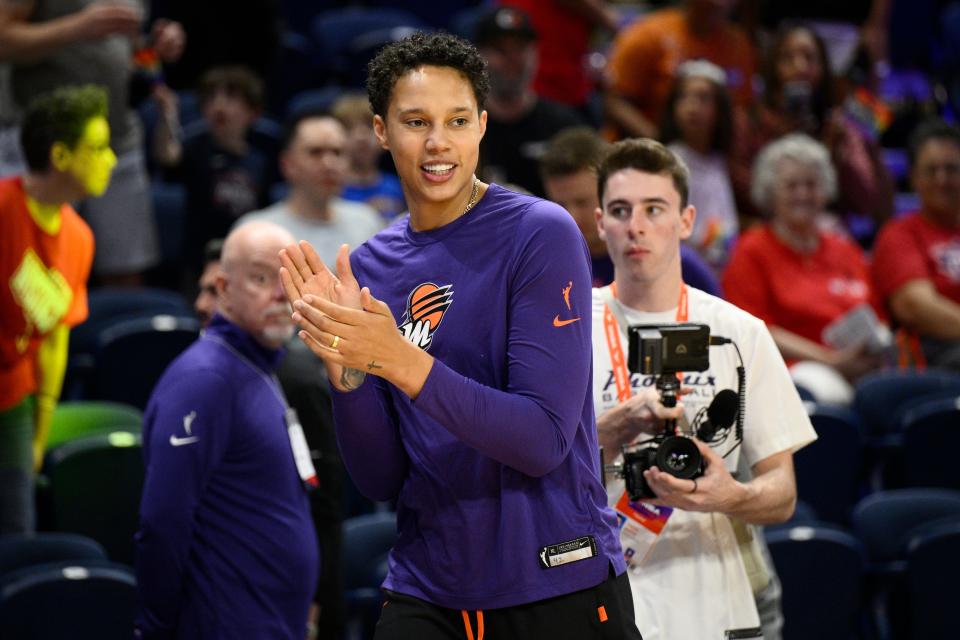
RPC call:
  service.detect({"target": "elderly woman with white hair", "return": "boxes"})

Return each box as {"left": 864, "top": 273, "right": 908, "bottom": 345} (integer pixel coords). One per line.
{"left": 723, "top": 134, "right": 887, "bottom": 404}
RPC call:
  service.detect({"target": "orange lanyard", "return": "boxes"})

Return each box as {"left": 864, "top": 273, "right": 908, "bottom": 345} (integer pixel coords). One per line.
{"left": 602, "top": 282, "right": 688, "bottom": 403}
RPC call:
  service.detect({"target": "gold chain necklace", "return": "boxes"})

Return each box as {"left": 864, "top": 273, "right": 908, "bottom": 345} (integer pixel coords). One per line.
{"left": 461, "top": 177, "right": 480, "bottom": 217}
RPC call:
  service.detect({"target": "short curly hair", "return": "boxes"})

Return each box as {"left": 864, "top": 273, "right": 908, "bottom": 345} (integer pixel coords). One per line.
{"left": 366, "top": 32, "right": 489, "bottom": 118}
{"left": 21, "top": 84, "right": 108, "bottom": 172}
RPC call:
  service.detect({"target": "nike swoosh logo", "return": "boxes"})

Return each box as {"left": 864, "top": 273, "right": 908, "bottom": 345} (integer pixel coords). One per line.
{"left": 553, "top": 315, "right": 581, "bottom": 327}
{"left": 169, "top": 435, "right": 199, "bottom": 447}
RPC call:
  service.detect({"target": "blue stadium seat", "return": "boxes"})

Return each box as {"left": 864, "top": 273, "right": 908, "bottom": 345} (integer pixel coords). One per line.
{"left": 0, "top": 533, "right": 107, "bottom": 579}
{"left": 0, "top": 562, "right": 136, "bottom": 639}
{"left": 905, "top": 520, "right": 960, "bottom": 639}
{"left": 152, "top": 181, "right": 188, "bottom": 266}
{"left": 900, "top": 395, "right": 960, "bottom": 490}
{"left": 71, "top": 287, "right": 193, "bottom": 358}
{"left": 853, "top": 369, "right": 960, "bottom": 489}
{"left": 853, "top": 369, "right": 960, "bottom": 441}
{"left": 794, "top": 404, "right": 864, "bottom": 525}
{"left": 766, "top": 525, "right": 866, "bottom": 640}
{"left": 851, "top": 489, "right": 960, "bottom": 640}
{"left": 342, "top": 512, "right": 397, "bottom": 639}
{"left": 94, "top": 314, "right": 200, "bottom": 410}
{"left": 286, "top": 85, "right": 347, "bottom": 119}
{"left": 881, "top": 148, "right": 910, "bottom": 183}
{"left": 64, "top": 288, "right": 193, "bottom": 401}
{"left": 449, "top": 4, "right": 491, "bottom": 40}
{"left": 311, "top": 7, "right": 428, "bottom": 87}
{"left": 852, "top": 489, "right": 960, "bottom": 570}
{"left": 267, "top": 31, "right": 323, "bottom": 116}
{"left": 280, "top": 0, "right": 335, "bottom": 36}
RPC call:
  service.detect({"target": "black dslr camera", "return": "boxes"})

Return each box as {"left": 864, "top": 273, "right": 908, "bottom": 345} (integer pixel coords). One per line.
{"left": 616, "top": 324, "right": 710, "bottom": 501}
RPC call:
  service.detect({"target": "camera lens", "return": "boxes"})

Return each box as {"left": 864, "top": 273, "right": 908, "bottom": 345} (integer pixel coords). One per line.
{"left": 655, "top": 436, "right": 702, "bottom": 480}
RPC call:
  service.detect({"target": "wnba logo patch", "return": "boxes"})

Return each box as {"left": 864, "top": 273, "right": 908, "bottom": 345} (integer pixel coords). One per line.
{"left": 398, "top": 282, "right": 453, "bottom": 350}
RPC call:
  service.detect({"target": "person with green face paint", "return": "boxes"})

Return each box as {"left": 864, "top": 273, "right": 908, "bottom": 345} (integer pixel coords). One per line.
{"left": 0, "top": 84, "right": 106, "bottom": 533}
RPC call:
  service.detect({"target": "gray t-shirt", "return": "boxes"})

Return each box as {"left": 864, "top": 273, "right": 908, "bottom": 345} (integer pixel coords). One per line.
{"left": 237, "top": 198, "right": 384, "bottom": 268}
{"left": 11, "top": 0, "right": 143, "bottom": 154}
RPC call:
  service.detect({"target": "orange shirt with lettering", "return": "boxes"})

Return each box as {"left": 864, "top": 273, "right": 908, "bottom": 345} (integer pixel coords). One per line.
{"left": 0, "top": 176, "right": 94, "bottom": 411}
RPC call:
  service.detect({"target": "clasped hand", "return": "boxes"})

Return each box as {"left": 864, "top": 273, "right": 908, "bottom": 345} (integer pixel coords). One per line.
{"left": 278, "top": 241, "right": 433, "bottom": 397}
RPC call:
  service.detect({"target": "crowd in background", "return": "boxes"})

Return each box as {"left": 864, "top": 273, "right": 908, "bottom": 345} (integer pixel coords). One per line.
{"left": 2, "top": 0, "right": 960, "bottom": 638}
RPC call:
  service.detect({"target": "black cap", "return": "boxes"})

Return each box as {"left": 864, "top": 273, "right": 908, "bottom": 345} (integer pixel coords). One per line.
{"left": 473, "top": 7, "right": 537, "bottom": 45}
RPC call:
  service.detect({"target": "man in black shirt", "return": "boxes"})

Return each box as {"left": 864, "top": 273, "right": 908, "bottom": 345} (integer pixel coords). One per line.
{"left": 473, "top": 6, "right": 582, "bottom": 197}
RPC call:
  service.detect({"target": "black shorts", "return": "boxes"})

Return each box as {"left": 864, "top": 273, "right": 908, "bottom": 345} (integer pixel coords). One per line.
{"left": 374, "top": 569, "right": 642, "bottom": 640}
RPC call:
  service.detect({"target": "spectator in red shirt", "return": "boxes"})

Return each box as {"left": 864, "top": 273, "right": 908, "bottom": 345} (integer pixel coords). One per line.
{"left": 872, "top": 120, "right": 960, "bottom": 369}
{"left": 724, "top": 133, "right": 886, "bottom": 403}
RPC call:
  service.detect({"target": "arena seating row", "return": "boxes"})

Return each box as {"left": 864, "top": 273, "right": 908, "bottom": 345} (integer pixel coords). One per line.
{"left": 767, "top": 489, "right": 960, "bottom": 640}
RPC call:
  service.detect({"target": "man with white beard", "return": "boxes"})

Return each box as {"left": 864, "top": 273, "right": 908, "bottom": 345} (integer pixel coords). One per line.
{"left": 135, "top": 220, "right": 319, "bottom": 640}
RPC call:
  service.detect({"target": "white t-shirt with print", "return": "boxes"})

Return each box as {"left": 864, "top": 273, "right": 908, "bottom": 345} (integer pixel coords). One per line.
{"left": 592, "top": 285, "right": 816, "bottom": 640}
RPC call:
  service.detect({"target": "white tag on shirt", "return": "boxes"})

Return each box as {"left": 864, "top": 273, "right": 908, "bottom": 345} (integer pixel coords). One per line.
{"left": 285, "top": 408, "right": 318, "bottom": 490}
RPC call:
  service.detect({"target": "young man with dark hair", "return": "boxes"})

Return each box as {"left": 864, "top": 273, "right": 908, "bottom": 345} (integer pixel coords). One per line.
{"left": 591, "top": 138, "right": 815, "bottom": 639}
{"left": 281, "top": 31, "right": 641, "bottom": 639}
{"left": 541, "top": 126, "right": 722, "bottom": 295}
{"left": 0, "top": 84, "right": 107, "bottom": 533}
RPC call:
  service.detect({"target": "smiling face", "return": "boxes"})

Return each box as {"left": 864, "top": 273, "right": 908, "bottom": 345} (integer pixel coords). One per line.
{"left": 58, "top": 116, "right": 116, "bottom": 197}
{"left": 770, "top": 157, "right": 827, "bottom": 230}
{"left": 597, "top": 168, "right": 694, "bottom": 288}
{"left": 373, "top": 65, "right": 487, "bottom": 219}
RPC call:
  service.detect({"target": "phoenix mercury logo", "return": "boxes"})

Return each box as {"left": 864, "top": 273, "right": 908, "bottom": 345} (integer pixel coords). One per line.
{"left": 398, "top": 282, "right": 453, "bottom": 350}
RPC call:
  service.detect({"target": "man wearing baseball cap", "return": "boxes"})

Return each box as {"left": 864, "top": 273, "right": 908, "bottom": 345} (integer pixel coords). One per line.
{"left": 473, "top": 5, "right": 582, "bottom": 197}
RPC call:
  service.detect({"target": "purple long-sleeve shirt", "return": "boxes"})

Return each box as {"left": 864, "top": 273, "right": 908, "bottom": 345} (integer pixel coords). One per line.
{"left": 333, "top": 184, "right": 625, "bottom": 610}
{"left": 136, "top": 317, "right": 318, "bottom": 639}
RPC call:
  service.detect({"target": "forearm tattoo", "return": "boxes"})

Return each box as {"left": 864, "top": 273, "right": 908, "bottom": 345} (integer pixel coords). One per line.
{"left": 340, "top": 367, "right": 367, "bottom": 390}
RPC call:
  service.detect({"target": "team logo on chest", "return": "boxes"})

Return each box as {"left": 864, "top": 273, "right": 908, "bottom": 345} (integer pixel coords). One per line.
{"left": 398, "top": 282, "right": 453, "bottom": 351}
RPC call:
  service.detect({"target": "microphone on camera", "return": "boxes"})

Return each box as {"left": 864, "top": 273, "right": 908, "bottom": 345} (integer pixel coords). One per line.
{"left": 695, "top": 389, "right": 739, "bottom": 442}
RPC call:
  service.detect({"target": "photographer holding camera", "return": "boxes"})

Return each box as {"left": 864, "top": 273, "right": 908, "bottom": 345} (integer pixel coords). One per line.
{"left": 591, "top": 139, "right": 817, "bottom": 640}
